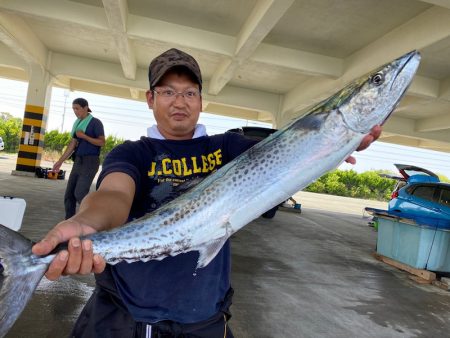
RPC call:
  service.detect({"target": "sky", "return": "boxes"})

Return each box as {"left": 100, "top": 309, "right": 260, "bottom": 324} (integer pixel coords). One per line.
{"left": 1, "top": 77, "right": 450, "bottom": 178}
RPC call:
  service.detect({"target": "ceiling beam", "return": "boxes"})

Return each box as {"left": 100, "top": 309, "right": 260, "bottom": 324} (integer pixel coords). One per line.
{"left": 253, "top": 44, "right": 343, "bottom": 78}
{"left": 408, "top": 75, "right": 439, "bottom": 99}
{"left": 415, "top": 113, "right": 450, "bottom": 132}
{"left": 50, "top": 52, "right": 148, "bottom": 90}
{"left": 50, "top": 52, "right": 280, "bottom": 117}
{"left": 416, "top": 139, "right": 450, "bottom": 151}
{"left": 419, "top": 0, "right": 450, "bottom": 9}
{"left": 0, "top": 0, "right": 108, "bottom": 30}
{"left": 440, "top": 76, "right": 450, "bottom": 100}
{"left": 0, "top": 0, "right": 340, "bottom": 81}
{"left": 208, "top": 0, "right": 294, "bottom": 95}
{"left": 282, "top": 6, "right": 450, "bottom": 119}
{"left": 342, "top": 7, "right": 450, "bottom": 82}
{"left": 379, "top": 135, "right": 450, "bottom": 152}
{"left": 0, "top": 42, "right": 27, "bottom": 69}
{"left": 0, "top": 12, "right": 47, "bottom": 68}
{"left": 102, "top": 0, "right": 136, "bottom": 80}
{"left": 129, "top": 87, "right": 140, "bottom": 99}
{"left": 128, "top": 15, "right": 235, "bottom": 56}
{"left": 384, "top": 115, "right": 450, "bottom": 144}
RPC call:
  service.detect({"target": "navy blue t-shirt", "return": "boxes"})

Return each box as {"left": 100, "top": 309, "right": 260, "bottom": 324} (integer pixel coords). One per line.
{"left": 97, "top": 133, "right": 256, "bottom": 323}
{"left": 74, "top": 117, "right": 104, "bottom": 156}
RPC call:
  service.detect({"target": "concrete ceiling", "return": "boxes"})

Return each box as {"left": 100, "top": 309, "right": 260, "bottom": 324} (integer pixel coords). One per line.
{"left": 1, "top": 0, "right": 450, "bottom": 151}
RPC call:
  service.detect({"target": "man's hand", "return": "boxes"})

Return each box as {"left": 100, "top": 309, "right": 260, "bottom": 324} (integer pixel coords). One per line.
{"left": 32, "top": 219, "right": 106, "bottom": 280}
{"left": 75, "top": 130, "right": 86, "bottom": 139}
{"left": 52, "top": 160, "right": 62, "bottom": 172}
{"left": 345, "top": 125, "right": 382, "bottom": 164}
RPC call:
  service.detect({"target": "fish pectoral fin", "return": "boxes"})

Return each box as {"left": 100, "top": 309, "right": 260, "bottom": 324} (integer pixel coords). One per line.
{"left": 195, "top": 235, "right": 228, "bottom": 269}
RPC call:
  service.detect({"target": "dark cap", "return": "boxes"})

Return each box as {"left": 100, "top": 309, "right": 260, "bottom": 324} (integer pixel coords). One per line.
{"left": 72, "top": 98, "right": 91, "bottom": 112}
{"left": 148, "top": 48, "right": 202, "bottom": 91}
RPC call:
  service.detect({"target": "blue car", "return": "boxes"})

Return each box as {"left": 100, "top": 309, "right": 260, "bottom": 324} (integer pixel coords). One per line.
{"left": 388, "top": 164, "right": 450, "bottom": 221}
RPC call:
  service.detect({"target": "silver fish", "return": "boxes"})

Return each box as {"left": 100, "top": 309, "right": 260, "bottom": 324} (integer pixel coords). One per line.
{"left": 0, "top": 50, "right": 420, "bottom": 337}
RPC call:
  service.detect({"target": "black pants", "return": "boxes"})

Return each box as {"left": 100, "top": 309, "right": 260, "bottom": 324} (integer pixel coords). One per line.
{"left": 64, "top": 155, "right": 100, "bottom": 219}
{"left": 70, "top": 268, "right": 234, "bottom": 338}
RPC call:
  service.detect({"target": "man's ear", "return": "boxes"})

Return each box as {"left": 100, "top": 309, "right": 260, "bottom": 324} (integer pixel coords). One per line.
{"left": 146, "top": 90, "right": 154, "bottom": 109}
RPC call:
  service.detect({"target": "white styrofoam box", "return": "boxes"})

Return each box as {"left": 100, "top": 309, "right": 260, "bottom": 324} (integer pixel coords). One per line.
{"left": 0, "top": 196, "right": 26, "bottom": 231}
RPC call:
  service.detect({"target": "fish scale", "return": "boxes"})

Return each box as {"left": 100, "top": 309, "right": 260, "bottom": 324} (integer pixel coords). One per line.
{"left": 0, "top": 50, "right": 420, "bottom": 338}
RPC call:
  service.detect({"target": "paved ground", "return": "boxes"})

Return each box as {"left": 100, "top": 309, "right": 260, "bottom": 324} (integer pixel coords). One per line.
{"left": 1, "top": 153, "right": 450, "bottom": 338}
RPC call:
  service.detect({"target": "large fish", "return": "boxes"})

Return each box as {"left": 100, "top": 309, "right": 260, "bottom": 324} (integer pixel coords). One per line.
{"left": 0, "top": 50, "right": 420, "bottom": 337}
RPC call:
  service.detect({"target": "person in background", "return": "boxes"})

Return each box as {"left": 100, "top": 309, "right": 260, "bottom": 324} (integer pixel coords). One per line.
{"left": 52, "top": 98, "right": 105, "bottom": 219}
{"left": 34, "top": 49, "right": 381, "bottom": 338}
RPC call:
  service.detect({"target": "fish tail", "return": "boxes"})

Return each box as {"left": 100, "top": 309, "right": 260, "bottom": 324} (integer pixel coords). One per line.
{"left": 0, "top": 224, "right": 47, "bottom": 338}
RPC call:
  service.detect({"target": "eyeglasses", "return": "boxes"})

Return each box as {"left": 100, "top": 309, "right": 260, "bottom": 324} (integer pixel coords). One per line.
{"left": 153, "top": 88, "right": 201, "bottom": 101}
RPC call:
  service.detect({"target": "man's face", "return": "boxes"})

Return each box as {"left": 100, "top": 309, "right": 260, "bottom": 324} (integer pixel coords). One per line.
{"left": 146, "top": 72, "right": 202, "bottom": 140}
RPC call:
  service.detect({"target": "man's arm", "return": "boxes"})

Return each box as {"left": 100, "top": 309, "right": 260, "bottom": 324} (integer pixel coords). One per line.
{"left": 75, "top": 130, "right": 106, "bottom": 147}
{"left": 52, "top": 138, "right": 78, "bottom": 172}
{"left": 32, "top": 172, "right": 135, "bottom": 280}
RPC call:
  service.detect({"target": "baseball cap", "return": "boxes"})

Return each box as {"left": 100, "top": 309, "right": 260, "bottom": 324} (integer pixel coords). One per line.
{"left": 148, "top": 48, "right": 202, "bottom": 91}
{"left": 72, "top": 98, "right": 91, "bottom": 112}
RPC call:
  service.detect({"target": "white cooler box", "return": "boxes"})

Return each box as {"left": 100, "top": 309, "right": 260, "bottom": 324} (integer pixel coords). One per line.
{"left": 0, "top": 196, "right": 26, "bottom": 231}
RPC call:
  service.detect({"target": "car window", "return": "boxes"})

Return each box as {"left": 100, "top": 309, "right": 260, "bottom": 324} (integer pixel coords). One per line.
{"left": 394, "top": 180, "right": 406, "bottom": 192}
{"left": 406, "top": 185, "right": 415, "bottom": 194}
{"left": 411, "top": 185, "right": 435, "bottom": 202}
{"left": 438, "top": 188, "right": 450, "bottom": 207}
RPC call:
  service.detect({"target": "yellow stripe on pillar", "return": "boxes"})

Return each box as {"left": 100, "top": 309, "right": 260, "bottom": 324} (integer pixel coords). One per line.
{"left": 16, "top": 157, "right": 40, "bottom": 167}
{"left": 23, "top": 118, "right": 45, "bottom": 127}
{"left": 18, "top": 144, "right": 43, "bottom": 154}
{"left": 25, "top": 105, "right": 45, "bottom": 114}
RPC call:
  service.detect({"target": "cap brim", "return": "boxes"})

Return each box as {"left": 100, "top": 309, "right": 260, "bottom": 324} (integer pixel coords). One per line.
{"left": 151, "top": 63, "right": 201, "bottom": 89}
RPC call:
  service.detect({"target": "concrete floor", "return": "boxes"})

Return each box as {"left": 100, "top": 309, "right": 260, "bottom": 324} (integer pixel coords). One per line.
{"left": 1, "top": 154, "right": 450, "bottom": 337}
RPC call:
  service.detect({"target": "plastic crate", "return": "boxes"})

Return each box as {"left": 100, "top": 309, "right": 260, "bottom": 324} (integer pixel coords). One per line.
{"left": 375, "top": 210, "right": 450, "bottom": 272}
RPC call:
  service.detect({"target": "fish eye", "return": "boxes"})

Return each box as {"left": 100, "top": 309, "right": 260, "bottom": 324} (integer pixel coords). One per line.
{"left": 371, "top": 73, "right": 384, "bottom": 86}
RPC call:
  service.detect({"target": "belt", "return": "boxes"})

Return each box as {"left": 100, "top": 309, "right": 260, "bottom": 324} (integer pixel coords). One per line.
{"left": 140, "top": 312, "right": 228, "bottom": 338}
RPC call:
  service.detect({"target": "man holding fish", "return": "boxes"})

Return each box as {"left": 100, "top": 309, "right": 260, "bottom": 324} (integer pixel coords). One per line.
{"left": 31, "top": 48, "right": 382, "bottom": 337}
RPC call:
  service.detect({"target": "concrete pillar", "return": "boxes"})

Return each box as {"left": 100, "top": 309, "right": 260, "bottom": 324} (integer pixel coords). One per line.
{"left": 13, "top": 64, "right": 52, "bottom": 176}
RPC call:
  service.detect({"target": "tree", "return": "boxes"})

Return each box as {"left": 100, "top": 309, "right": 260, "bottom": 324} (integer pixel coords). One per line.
{"left": 0, "top": 112, "right": 22, "bottom": 152}
{"left": 305, "top": 169, "right": 396, "bottom": 201}
{"left": 43, "top": 129, "right": 124, "bottom": 163}
{"left": 100, "top": 135, "right": 124, "bottom": 162}
{"left": 44, "top": 130, "right": 71, "bottom": 153}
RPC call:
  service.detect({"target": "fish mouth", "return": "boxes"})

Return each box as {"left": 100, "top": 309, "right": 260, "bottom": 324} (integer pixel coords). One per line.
{"left": 381, "top": 51, "right": 421, "bottom": 126}
{"left": 389, "top": 50, "right": 420, "bottom": 91}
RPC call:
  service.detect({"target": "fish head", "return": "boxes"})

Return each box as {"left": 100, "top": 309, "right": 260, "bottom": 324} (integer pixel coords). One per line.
{"left": 338, "top": 50, "right": 421, "bottom": 134}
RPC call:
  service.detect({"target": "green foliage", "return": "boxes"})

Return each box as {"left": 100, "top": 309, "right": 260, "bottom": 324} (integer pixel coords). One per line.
{"left": 44, "top": 130, "right": 72, "bottom": 153}
{"left": 305, "top": 169, "right": 397, "bottom": 201}
{"left": 438, "top": 174, "right": 450, "bottom": 183}
{"left": 0, "top": 112, "right": 22, "bottom": 152}
{"left": 44, "top": 130, "right": 124, "bottom": 163}
{"left": 100, "top": 135, "right": 125, "bottom": 162}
